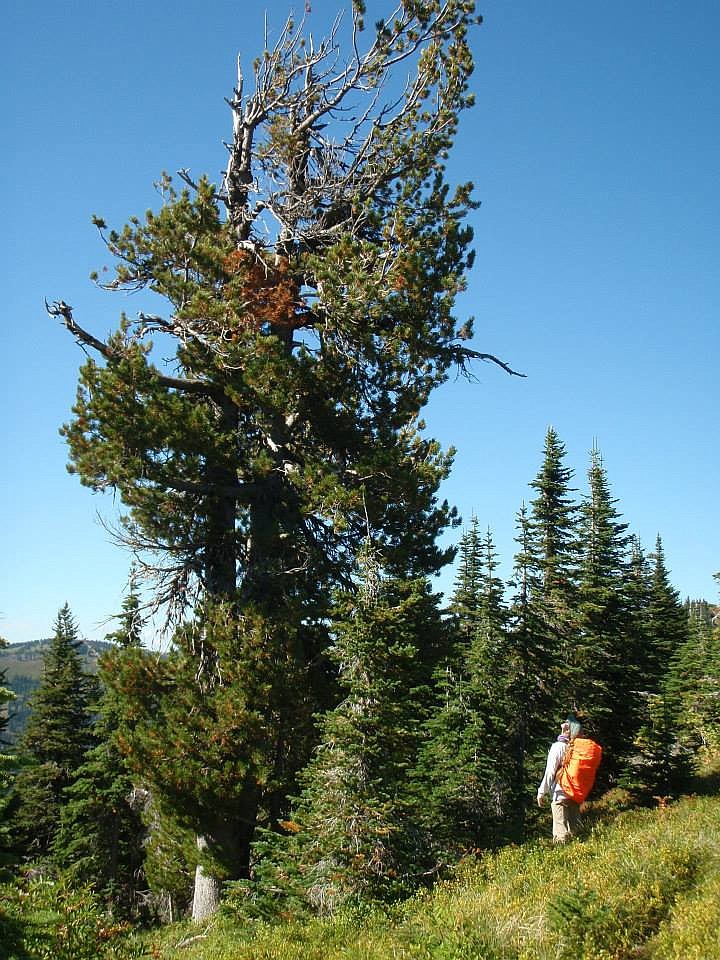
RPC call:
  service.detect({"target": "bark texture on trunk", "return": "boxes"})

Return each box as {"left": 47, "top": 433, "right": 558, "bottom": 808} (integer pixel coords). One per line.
{"left": 191, "top": 836, "right": 223, "bottom": 922}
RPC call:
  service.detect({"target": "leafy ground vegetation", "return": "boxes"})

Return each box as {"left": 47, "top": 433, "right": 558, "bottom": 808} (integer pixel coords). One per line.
{"left": 5, "top": 783, "right": 718, "bottom": 960}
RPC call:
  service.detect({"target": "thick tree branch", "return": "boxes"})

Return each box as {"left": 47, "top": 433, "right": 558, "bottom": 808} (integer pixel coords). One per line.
{"left": 46, "top": 299, "right": 114, "bottom": 360}
{"left": 139, "top": 470, "right": 255, "bottom": 501}
{"left": 46, "top": 300, "right": 225, "bottom": 398}
{"left": 457, "top": 346, "right": 527, "bottom": 379}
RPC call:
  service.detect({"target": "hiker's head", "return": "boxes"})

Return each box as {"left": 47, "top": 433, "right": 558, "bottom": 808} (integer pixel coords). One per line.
{"left": 567, "top": 718, "right": 583, "bottom": 740}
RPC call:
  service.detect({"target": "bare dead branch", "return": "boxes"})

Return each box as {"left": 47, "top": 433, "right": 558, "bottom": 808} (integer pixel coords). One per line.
{"left": 46, "top": 300, "right": 229, "bottom": 397}
{"left": 46, "top": 299, "right": 115, "bottom": 361}
{"left": 175, "top": 928, "right": 210, "bottom": 949}
{"left": 222, "top": 2, "right": 477, "bottom": 250}
{"left": 458, "top": 347, "right": 527, "bottom": 379}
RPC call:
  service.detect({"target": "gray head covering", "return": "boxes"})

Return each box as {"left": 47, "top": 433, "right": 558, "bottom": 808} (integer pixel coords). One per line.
{"left": 567, "top": 718, "right": 583, "bottom": 740}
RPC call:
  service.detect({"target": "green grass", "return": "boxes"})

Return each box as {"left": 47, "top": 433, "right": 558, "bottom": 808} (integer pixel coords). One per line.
{"left": 137, "top": 793, "right": 720, "bottom": 960}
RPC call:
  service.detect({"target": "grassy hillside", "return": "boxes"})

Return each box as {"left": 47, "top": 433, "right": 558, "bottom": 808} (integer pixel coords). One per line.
{"left": 4, "top": 788, "right": 718, "bottom": 959}
{"left": 136, "top": 791, "right": 720, "bottom": 960}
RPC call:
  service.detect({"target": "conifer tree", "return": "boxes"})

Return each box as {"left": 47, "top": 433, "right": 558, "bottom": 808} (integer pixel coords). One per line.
{"left": 275, "top": 563, "right": 446, "bottom": 914}
{"left": 524, "top": 428, "right": 580, "bottom": 716}
{"left": 621, "top": 540, "right": 692, "bottom": 799}
{"left": 527, "top": 428, "right": 580, "bottom": 603}
{"left": 468, "top": 528, "right": 517, "bottom": 831}
{"left": 506, "top": 429, "right": 580, "bottom": 813}
{"left": 624, "top": 691, "right": 691, "bottom": 800}
{"left": 574, "top": 446, "right": 634, "bottom": 775}
{"left": 446, "top": 517, "right": 485, "bottom": 631}
{"left": 10, "top": 605, "right": 96, "bottom": 862}
{"left": 49, "top": 0, "right": 500, "bottom": 916}
{"left": 624, "top": 535, "right": 653, "bottom": 688}
{"left": 417, "top": 525, "right": 514, "bottom": 852}
{"left": 52, "top": 591, "right": 146, "bottom": 915}
{"left": 645, "top": 536, "right": 689, "bottom": 689}
{"left": 0, "top": 636, "right": 11, "bottom": 741}
{"left": 666, "top": 603, "right": 720, "bottom": 758}
{"left": 0, "top": 637, "right": 18, "bottom": 877}
{"left": 139, "top": 796, "right": 196, "bottom": 921}
{"left": 111, "top": 596, "right": 325, "bottom": 920}
{"left": 505, "top": 504, "right": 545, "bottom": 826}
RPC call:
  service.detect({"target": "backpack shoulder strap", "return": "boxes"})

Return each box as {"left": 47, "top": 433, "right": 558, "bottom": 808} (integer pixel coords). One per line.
{"left": 557, "top": 739, "right": 573, "bottom": 790}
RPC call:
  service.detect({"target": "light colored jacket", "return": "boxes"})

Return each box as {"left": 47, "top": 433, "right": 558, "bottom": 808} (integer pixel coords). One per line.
{"left": 537, "top": 738, "right": 570, "bottom": 802}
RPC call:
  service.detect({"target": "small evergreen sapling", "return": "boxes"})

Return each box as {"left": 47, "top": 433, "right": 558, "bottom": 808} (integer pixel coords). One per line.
{"left": 52, "top": 591, "right": 147, "bottom": 916}
{"left": 264, "top": 563, "right": 445, "bottom": 915}
{"left": 10, "top": 605, "right": 96, "bottom": 863}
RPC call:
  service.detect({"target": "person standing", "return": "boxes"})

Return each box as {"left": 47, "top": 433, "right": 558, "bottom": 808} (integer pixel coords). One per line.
{"left": 537, "top": 718, "right": 582, "bottom": 842}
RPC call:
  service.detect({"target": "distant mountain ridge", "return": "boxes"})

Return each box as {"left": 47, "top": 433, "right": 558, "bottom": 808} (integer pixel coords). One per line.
{"left": 0, "top": 637, "right": 114, "bottom": 745}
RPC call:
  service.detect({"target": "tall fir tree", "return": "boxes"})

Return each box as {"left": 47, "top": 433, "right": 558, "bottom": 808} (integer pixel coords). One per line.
{"left": 525, "top": 427, "right": 580, "bottom": 716}
{"left": 52, "top": 591, "right": 147, "bottom": 915}
{"left": 10, "top": 605, "right": 96, "bottom": 862}
{"left": 446, "top": 517, "right": 485, "bottom": 631}
{"left": 0, "top": 637, "right": 18, "bottom": 877}
{"left": 49, "top": 0, "right": 494, "bottom": 916}
{"left": 624, "top": 535, "right": 654, "bottom": 692}
{"left": 621, "top": 538, "right": 692, "bottom": 799}
{"left": 666, "top": 602, "right": 720, "bottom": 759}
{"left": 574, "top": 446, "right": 634, "bottom": 777}
{"left": 0, "top": 636, "right": 11, "bottom": 747}
{"left": 506, "top": 429, "right": 580, "bottom": 819}
{"left": 505, "top": 504, "right": 546, "bottom": 828}
{"left": 645, "top": 536, "right": 689, "bottom": 689}
{"left": 527, "top": 427, "right": 580, "bottom": 602}
{"left": 275, "top": 563, "right": 446, "bottom": 914}
{"left": 416, "top": 525, "right": 515, "bottom": 853}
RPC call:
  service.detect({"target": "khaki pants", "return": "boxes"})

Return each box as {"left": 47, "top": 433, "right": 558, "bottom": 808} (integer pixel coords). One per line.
{"left": 551, "top": 798, "right": 581, "bottom": 842}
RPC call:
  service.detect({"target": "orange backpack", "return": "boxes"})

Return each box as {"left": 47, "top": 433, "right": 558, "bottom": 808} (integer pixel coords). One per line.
{"left": 557, "top": 737, "right": 602, "bottom": 803}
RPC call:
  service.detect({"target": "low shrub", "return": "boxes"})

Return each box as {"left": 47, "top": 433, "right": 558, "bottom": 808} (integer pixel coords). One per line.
{"left": 650, "top": 871, "right": 720, "bottom": 959}
{"left": 548, "top": 842, "right": 699, "bottom": 959}
{"left": 0, "top": 874, "right": 148, "bottom": 960}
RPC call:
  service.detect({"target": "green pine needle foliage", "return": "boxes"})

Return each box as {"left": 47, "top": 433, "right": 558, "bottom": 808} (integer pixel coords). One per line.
{"left": 9, "top": 605, "right": 97, "bottom": 862}
{"left": 229, "top": 571, "right": 447, "bottom": 916}
{"left": 52, "top": 593, "right": 147, "bottom": 917}
{"left": 0, "top": 874, "right": 147, "bottom": 960}
{"left": 0, "top": 638, "right": 20, "bottom": 878}
{"left": 415, "top": 522, "right": 518, "bottom": 853}
{"left": 57, "top": 0, "right": 482, "bottom": 890}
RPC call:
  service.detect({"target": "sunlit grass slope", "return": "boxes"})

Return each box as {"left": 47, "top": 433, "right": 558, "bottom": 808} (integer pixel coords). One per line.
{"left": 146, "top": 794, "right": 720, "bottom": 960}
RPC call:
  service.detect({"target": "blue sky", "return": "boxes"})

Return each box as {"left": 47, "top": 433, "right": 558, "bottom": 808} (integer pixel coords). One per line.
{"left": 2, "top": 0, "right": 718, "bottom": 644}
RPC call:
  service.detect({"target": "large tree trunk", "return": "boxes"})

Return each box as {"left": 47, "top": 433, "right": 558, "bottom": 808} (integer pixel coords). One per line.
{"left": 191, "top": 836, "right": 223, "bottom": 921}
{"left": 190, "top": 794, "right": 259, "bottom": 920}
